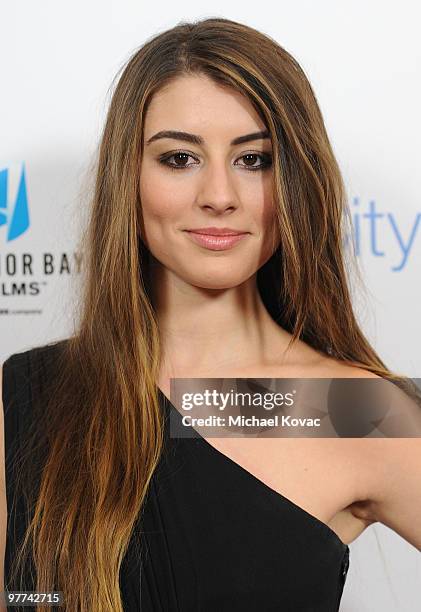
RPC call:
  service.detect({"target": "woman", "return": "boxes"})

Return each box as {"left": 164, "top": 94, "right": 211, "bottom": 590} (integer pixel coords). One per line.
{"left": 1, "top": 16, "right": 420, "bottom": 612}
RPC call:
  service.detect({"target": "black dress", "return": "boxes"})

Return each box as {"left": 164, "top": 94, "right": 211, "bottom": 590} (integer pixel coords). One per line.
{"left": 2, "top": 342, "right": 350, "bottom": 611}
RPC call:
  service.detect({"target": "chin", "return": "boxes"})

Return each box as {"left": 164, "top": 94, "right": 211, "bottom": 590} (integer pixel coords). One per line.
{"left": 188, "top": 274, "right": 250, "bottom": 291}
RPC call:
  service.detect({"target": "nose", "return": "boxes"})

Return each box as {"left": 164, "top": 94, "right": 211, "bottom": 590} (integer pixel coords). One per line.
{"left": 196, "top": 158, "right": 238, "bottom": 213}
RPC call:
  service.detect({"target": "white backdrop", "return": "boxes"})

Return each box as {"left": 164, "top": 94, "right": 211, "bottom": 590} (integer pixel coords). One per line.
{"left": 1, "top": 2, "right": 420, "bottom": 610}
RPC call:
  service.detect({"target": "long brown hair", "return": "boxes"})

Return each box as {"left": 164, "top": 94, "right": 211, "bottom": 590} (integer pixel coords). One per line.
{"left": 8, "top": 16, "right": 420, "bottom": 610}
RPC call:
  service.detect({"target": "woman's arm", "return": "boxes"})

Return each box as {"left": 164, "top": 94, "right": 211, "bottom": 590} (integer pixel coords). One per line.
{"left": 354, "top": 384, "right": 421, "bottom": 551}
{"left": 361, "top": 438, "right": 421, "bottom": 550}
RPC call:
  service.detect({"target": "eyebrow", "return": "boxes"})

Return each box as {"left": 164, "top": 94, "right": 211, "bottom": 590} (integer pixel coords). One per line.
{"left": 145, "top": 129, "right": 270, "bottom": 146}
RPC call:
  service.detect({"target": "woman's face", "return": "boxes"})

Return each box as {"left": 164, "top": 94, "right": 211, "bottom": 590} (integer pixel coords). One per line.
{"left": 139, "top": 73, "right": 280, "bottom": 290}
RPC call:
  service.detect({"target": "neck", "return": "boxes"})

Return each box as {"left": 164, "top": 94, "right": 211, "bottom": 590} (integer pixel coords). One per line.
{"left": 151, "top": 268, "right": 292, "bottom": 378}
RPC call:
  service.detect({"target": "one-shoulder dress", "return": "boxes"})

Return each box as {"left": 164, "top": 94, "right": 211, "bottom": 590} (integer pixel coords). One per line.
{"left": 2, "top": 341, "right": 350, "bottom": 611}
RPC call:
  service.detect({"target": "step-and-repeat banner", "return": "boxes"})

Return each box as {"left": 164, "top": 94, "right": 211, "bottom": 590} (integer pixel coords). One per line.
{"left": 1, "top": 2, "right": 420, "bottom": 610}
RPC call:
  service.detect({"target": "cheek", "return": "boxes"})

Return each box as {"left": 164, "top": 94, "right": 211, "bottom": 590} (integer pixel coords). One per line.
{"left": 138, "top": 174, "right": 190, "bottom": 259}
{"left": 242, "top": 173, "right": 275, "bottom": 219}
{"left": 139, "top": 172, "right": 186, "bottom": 228}
{"left": 250, "top": 187, "right": 278, "bottom": 235}
{"left": 258, "top": 192, "right": 280, "bottom": 253}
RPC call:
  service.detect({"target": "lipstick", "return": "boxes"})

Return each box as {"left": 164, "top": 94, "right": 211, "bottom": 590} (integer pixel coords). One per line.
{"left": 184, "top": 231, "right": 248, "bottom": 251}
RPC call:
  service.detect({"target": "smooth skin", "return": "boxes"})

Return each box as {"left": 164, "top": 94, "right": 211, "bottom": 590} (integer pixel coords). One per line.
{"left": 1, "top": 73, "right": 420, "bottom": 598}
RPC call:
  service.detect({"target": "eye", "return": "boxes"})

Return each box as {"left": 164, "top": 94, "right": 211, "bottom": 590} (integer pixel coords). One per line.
{"left": 158, "top": 151, "right": 199, "bottom": 170}
{"left": 158, "top": 150, "right": 272, "bottom": 172}
{"left": 234, "top": 153, "right": 272, "bottom": 171}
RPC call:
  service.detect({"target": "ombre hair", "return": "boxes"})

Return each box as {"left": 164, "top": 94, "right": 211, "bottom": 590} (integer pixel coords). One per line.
{"left": 8, "top": 17, "right": 421, "bottom": 611}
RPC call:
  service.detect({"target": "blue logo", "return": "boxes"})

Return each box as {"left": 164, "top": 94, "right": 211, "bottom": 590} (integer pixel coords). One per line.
{"left": 344, "top": 198, "right": 420, "bottom": 271}
{"left": 0, "top": 163, "right": 30, "bottom": 241}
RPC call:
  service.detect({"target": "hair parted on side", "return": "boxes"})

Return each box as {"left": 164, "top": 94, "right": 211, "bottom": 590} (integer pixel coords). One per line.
{"left": 8, "top": 16, "right": 421, "bottom": 611}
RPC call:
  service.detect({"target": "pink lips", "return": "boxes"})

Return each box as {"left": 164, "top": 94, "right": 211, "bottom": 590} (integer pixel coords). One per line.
{"left": 184, "top": 230, "right": 249, "bottom": 251}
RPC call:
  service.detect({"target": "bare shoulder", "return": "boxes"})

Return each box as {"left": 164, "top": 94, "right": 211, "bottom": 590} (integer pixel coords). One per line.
{"left": 319, "top": 355, "right": 421, "bottom": 426}
{"left": 286, "top": 335, "right": 381, "bottom": 379}
{"left": 311, "top": 352, "right": 381, "bottom": 378}
{"left": 0, "top": 363, "right": 7, "bottom": 607}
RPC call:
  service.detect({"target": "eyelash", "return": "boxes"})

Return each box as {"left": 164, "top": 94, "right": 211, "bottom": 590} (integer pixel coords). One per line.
{"left": 158, "top": 150, "right": 272, "bottom": 172}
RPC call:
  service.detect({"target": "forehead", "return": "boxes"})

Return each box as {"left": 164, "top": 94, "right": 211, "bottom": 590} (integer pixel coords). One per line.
{"left": 143, "top": 73, "right": 266, "bottom": 137}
